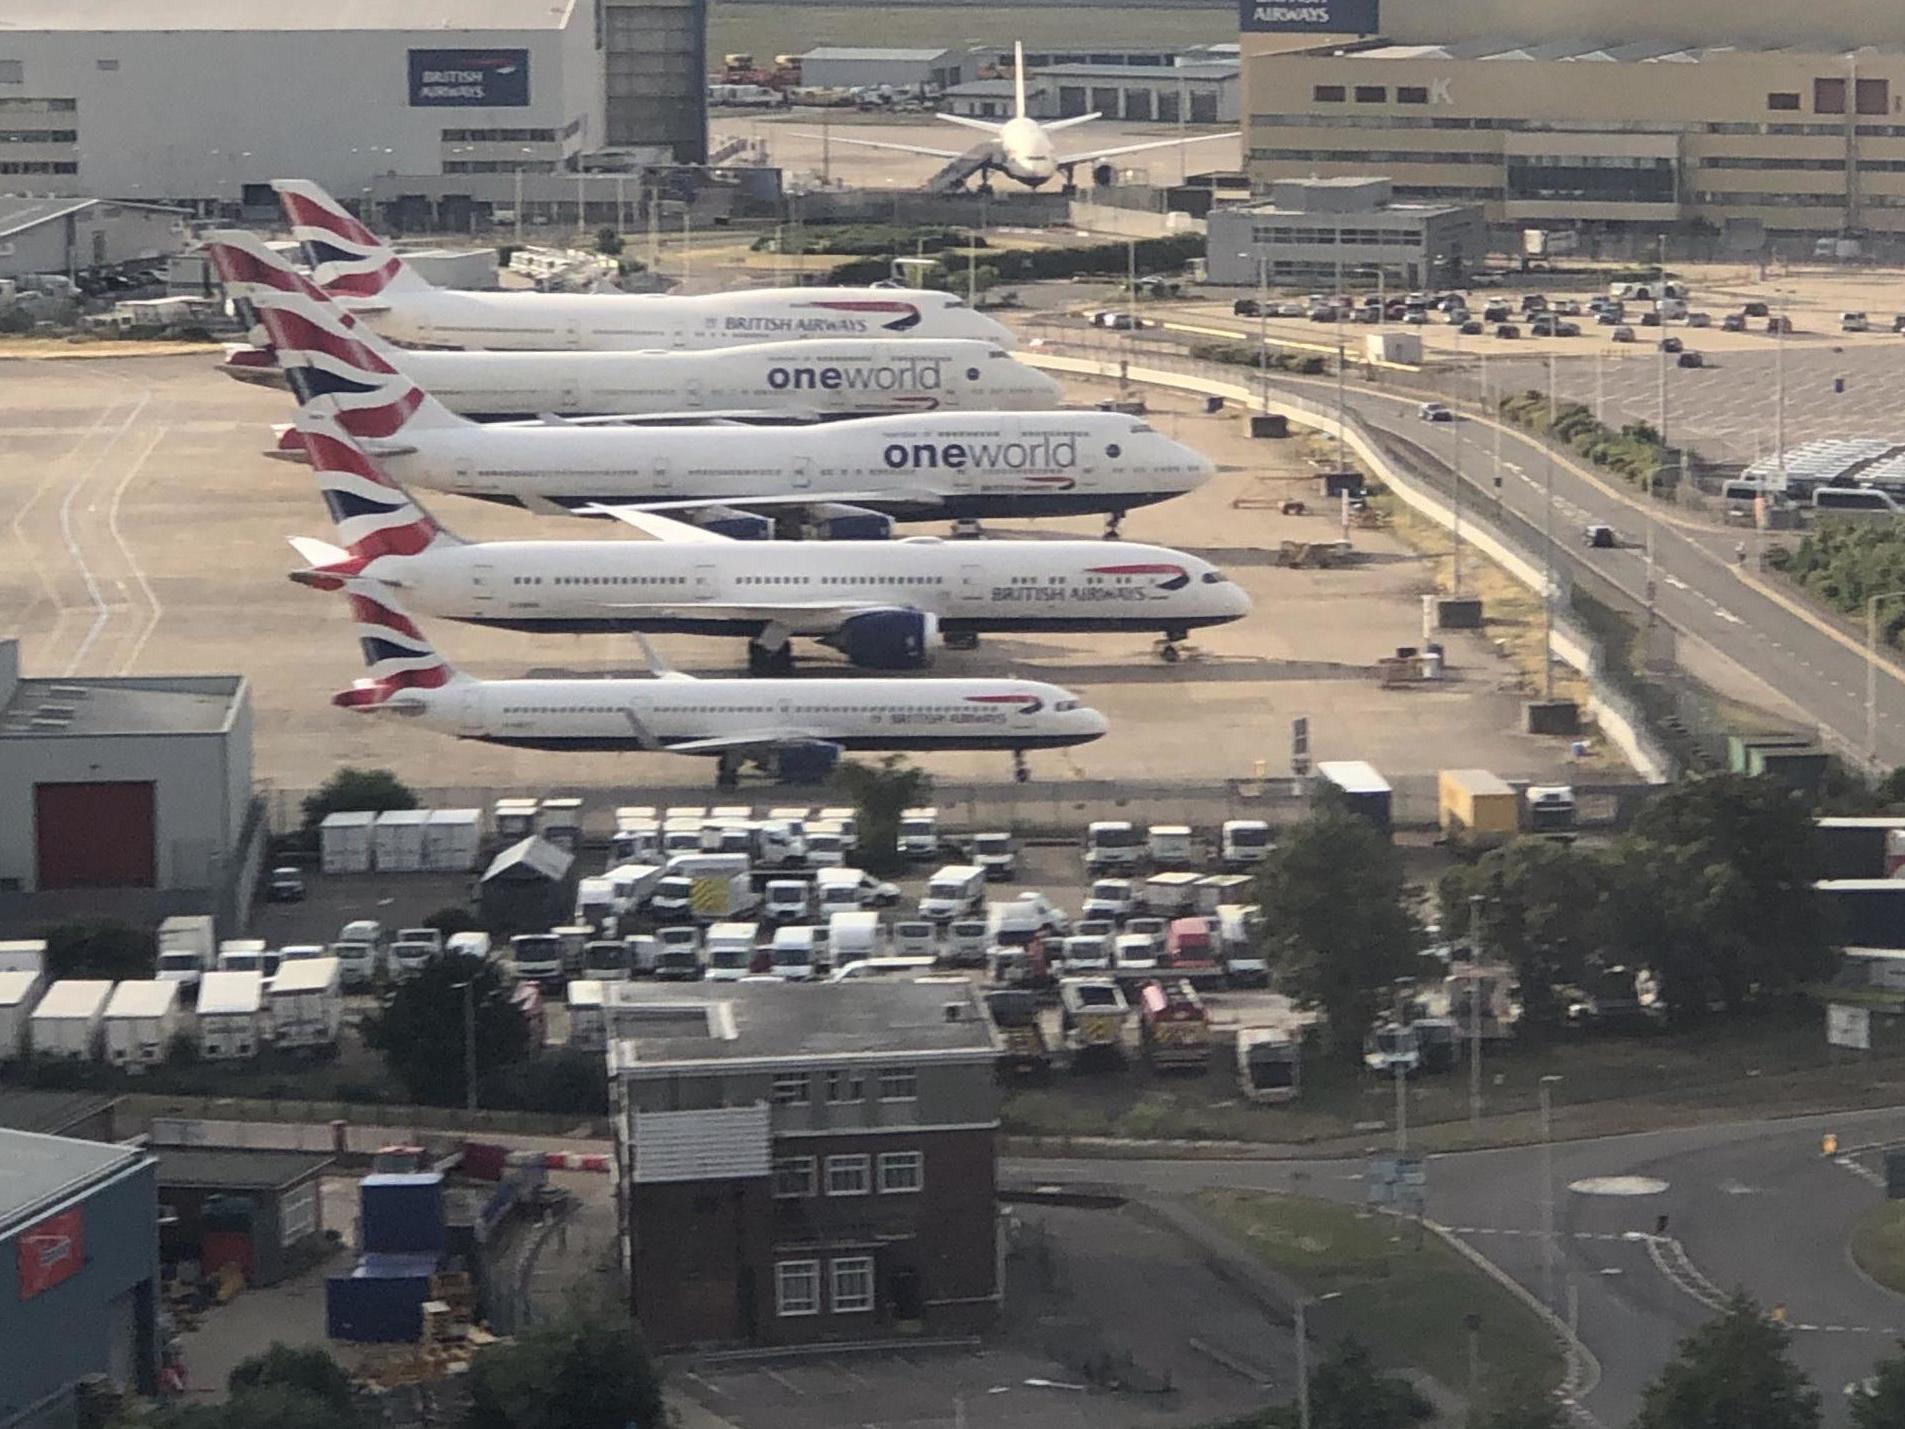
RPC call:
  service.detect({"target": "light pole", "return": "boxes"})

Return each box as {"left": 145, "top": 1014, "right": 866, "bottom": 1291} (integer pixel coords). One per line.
{"left": 1542, "top": 353, "right": 1558, "bottom": 700}
{"left": 1538, "top": 1074, "right": 1562, "bottom": 1310}
{"left": 1295, "top": 1290, "right": 1343, "bottom": 1429}
{"left": 453, "top": 975, "right": 479, "bottom": 1113}
{"left": 1865, "top": 590, "right": 1905, "bottom": 769}
{"left": 1450, "top": 321, "right": 1465, "bottom": 595}
{"left": 1467, "top": 894, "right": 1485, "bottom": 1126}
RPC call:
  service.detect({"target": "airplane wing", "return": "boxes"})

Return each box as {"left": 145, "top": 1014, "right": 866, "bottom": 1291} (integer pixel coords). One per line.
{"left": 583, "top": 491, "right": 939, "bottom": 517}
{"left": 934, "top": 113, "right": 1007, "bottom": 136}
{"left": 1056, "top": 130, "right": 1242, "bottom": 165}
{"left": 791, "top": 130, "right": 968, "bottom": 161}
{"left": 509, "top": 409, "right": 822, "bottom": 428}
{"left": 664, "top": 729, "right": 838, "bottom": 756}
{"left": 586, "top": 507, "right": 732, "bottom": 542}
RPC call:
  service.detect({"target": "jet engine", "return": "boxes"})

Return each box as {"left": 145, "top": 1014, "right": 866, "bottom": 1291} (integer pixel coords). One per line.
{"left": 824, "top": 609, "right": 941, "bottom": 670}
{"left": 772, "top": 741, "right": 843, "bottom": 783}
{"left": 808, "top": 503, "right": 895, "bottom": 541}
{"left": 690, "top": 506, "right": 773, "bottom": 540}
{"left": 1093, "top": 162, "right": 1118, "bottom": 188}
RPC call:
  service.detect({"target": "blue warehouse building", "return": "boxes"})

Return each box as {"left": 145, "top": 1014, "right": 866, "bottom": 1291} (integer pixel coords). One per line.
{"left": 0, "top": 1129, "right": 159, "bottom": 1429}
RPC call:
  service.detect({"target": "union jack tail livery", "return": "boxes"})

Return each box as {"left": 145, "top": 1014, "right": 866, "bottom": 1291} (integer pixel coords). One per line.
{"left": 203, "top": 230, "right": 388, "bottom": 349}
{"left": 333, "top": 579, "right": 464, "bottom": 710}
{"left": 253, "top": 296, "right": 463, "bottom": 441}
{"left": 272, "top": 179, "right": 432, "bottom": 300}
{"left": 290, "top": 411, "right": 462, "bottom": 590}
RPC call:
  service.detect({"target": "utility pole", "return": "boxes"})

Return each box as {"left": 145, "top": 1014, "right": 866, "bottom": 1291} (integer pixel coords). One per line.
{"left": 1539, "top": 1076, "right": 1561, "bottom": 1309}
{"left": 1451, "top": 324, "right": 1464, "bottom": 595}
{"left": 1542, "top": 353, "right": 1557, "bottom": 699}
{"left": 1295, "top": 1298, "right": 1313, "bottom": 1429}
{"left": 1257, "top": 255, "right": 1269, "bottom": 413}
{"left": 1334, "top": 240, "right": 1346, "bottom": 476}
{"left": 1467, "top": 895, "right": 1484, "bottom": 1126}
{"left": 462, "top": 978, "right": 478, "bottom": 1113}
{"left": 683, "top": 208, "right": 693, "bottom": 284}
{"left": 513, "top": 165, "right": 525, "bottom": 248}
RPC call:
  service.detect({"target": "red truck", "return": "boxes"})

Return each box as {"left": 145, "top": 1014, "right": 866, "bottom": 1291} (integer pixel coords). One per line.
{"left": 1138, "top": 979, "right": 1211, "bottom": 1071}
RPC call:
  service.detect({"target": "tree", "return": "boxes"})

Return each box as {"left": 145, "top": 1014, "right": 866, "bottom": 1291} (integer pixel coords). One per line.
{"left": 1306, "top": 1337, "right": 1432, "bottom": 1429}
{"left": 1608, "top": 776, "right": 1834, "bottom": 1021}
{"left": 465, "top": 1301, "right": 664, "bottom": 1429}
{"left": 362, "top": 953, "right": 530, "bottom": 1106}
{"left": 300, "top": 766, "right": 416, "bottom": 832}
{"left": 1253, "top": 804, "right": 1420, "bottom": 1059}
{"left": 227, "top": 1344, "right": 354, "bottom": 1412}
{"left": 1850, "top": 1343, "right": 1905, "bottom": 1429}
{"left": 423, "top": 906, "right": 482, "bottom": 938}
{"left": 1439, "top": 839, "right": 1608, "bottom": 1032}
{"left": 1635, "top": 1292, "right": 1820, "bottom": 1429}
{"left": 833, "top": 755, "right": 932, "bottom": 873}
{"left": 43, "top": 920, "right": 153, "bottom": 981}
{"left": 594, "top": 226, "right": 624, "bottom": 257}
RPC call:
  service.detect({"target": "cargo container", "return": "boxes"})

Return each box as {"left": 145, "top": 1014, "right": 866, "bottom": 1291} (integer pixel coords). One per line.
{"left": 567, "top": 979, "right": 606, "bottom": 1050}
{"left": 423, "top": 808, "right": 482, "bottom": 872}
{"left": 1216, "top": 904, "right": 1268, "bottom": 987}
{"left": 267, "top": 956, "right": 344, "bottom": 1049}
{"left": 320, "top": 810, "right": 376, "bottom": 874}
{"left": 1237, "top": 1027, "right": 1300, "bottom": 1103}
{"left": 373, "top": 809, "right": 430, "bottom": 873}
{"left": 609, "top": 818, "right": 660, "bottom": 865}
{"left": 537, "top": 796, "right": 584, "bottom": 851}
{"left": 984, "top": 988, "right": 1050, "bottom": 1073}
{"left": 157, "top": 914, "right": 217, "bottom": 991}
{"left": 361, "top": 1173, "right": 447, "bottom": 1254}
{"left": 0, "top": 969, "right": 44, "bottom": 1058}
{"left": 30, "top": 979, "right": 113, "bottom": 1059}
{"left": 493, "top": 797, "right": 539, "bottom": 843}
{"left": 1816, "top": 879, "right": 1905, "bottom": 950}
{"left": 1815, "top": 818, "right": 1905, "bottom": 880}
{"left": 1059, "top": 978, "right": 1130, "bottom": 1055}
{"left": 196, "top": 970, "right": 266, "bottom": 1060}
{"left": 1139, "top": 871, "right": 1204, "bottom": 918}
{"left": 1316, "top": 761, "right": 1393, "bottom": 835}
{"left": 326, "top": 1252, "right": 440, "bottom": 1343}
{"left": 0, "top": 939, "right": 46, "bottom": 978}
{"left": 1438, "top": 769, "right": 1518, "bottom": 843}
{"left": 217, "top": 939, "right": 271, "bottom": 976}
{"left": 102, "top": 979, "right": 182, "bottom": 1066}
{"left": 1195, "top": 874, "right": 1254, "bottom": 916}
{"left": 1138, "top": 979, "right": 1210, "bottom": 1070}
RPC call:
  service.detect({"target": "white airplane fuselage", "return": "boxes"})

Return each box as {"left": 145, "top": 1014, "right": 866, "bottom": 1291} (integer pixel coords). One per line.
{"left": 341, "top": 535, "right": 1250, "bottom": 640}
{"left": 373, "top": 411, "right": 1214, "bottom": 521}
{"left": 376, "top": 675, "right": 1107, "bottom": 754}
{"left": 239, "top": 337, "right": 1062, "bottom": 417}
{"left": 346, "top": 285, "right": 1016, "bottom": 352}
{"left": 996, "top": 115, "right": 1060, "bottom": 187}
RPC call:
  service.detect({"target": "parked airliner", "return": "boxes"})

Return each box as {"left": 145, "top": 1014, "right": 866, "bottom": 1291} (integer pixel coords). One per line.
{"left": 329, "top": 579, "right": 1107, "bottom": 784}
{"left": 255, "top": 296, "right": 1213, "bottom": 536}
{"left": 286, "top": 411, "right": 1248, "bottom": 671}
{"left": 206, "top": 231, "right": 1059, "bottom": 417}
{"left": 272, "top": 179, "right": 1015, "bottom": 350}
{"left": 803, "top": 43, "right": 1240, "bottom": 193}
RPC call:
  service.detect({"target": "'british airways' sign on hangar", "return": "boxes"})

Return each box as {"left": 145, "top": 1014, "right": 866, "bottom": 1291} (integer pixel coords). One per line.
{"left": 1240, "top": 0, "right": 1380, "bottom": 33}
{"left": 408, "top": 50, "right": 531, "bottom": 107}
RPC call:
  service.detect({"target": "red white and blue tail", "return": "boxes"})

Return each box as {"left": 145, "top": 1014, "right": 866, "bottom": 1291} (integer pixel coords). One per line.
{"left": 272, "top": 179, "right": 431, "bottom": 299}
{"left": 204, "top": 229, "right": 393, "bottom": 387}
{"left": 290, "top": 411, "right": 462, "bottom": 590}
{"left": 254, "top": 296, "right": 463, "bottom": 443}
{"left": 333, "top": 579, "right": 464, "bottom": 710}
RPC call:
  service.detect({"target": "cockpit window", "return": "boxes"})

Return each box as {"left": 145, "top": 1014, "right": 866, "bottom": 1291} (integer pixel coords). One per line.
{"left": 1055, "top": 698, "right": 1081, "bottom": 712}
{"left": 1201, "top": 571, "right": 1228, "bottom": 584}
{"left": 1129, "top": 422, "right": 1155, "bottom": 434}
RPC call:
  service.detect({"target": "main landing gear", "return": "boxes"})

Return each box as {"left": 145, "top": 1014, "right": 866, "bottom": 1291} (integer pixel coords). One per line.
{"left": 716, "top": 753, "right": 741, "bottom": 790}
{"left": 747, "top": 640, "right": 796, "bottom": 676}
{"left": 1103, "top": 511, "right": 1125, "bottom": 540}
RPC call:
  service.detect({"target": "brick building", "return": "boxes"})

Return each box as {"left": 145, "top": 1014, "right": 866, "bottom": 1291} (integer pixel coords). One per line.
{"left": 605, "top": 981, "right": 1000, "bottom": 1348}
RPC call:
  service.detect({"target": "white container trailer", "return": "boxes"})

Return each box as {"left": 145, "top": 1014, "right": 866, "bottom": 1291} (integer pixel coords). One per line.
{"left": 424, "top": 808, "right": 482, "bottom": 871}
{"left": 196, "top": 971, "right": 266, "bottom": 1061}
{"left": 157, "top": 914, "right": 217, "bottom": 991}
{"left": 319, "top": 810, "right": 376, "bottom": 874}
{"left": 103, "top": 979, "right": 183, "bottom": 1067}
{"left": 567, "top": 979, "right": 606, "bottom": 1051}
{"left": 0, "top": 970, "right": 44, "bottom": 1058}
{"left": 374, "top": 808, "right": 430, "bottom": 873}
{"left": 30, "top": 979, "right": 114, "bottom": 1060}
{"left": 494, "top": 797, "right": 539, "bottom": 842}
{"left": 266, "top": 957, "right": 344, "bottom": 1049}
{"left": 0, "top": 939, "right": 47, "bottom": 977}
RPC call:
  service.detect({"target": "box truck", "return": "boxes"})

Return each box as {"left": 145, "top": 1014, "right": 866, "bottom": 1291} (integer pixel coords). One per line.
{"left": 196, "top": 970, "right": 266, "bottom": 1060}
{"left": 0, "top": 939, "right": 46, "bottom": 977}
{"left": 157, "top": 914, "right": 217, "bottom": 991}
{"left": 267, "top": 957, "right": 344, "bottom": 1049}
{"left": 0, "top": 970, "right": 43, "bottom": 1058}
{"left": 103, "top": 979, "right": 183, "bottom": 1066}
{"left": 1316, "top": 760, "right": 1393, "bottom": 835}
{"left": 31, "top": 979, "right": 113, "bottom": 1059}
{"left": 1438, "top": 769, "right": 1518, "bottom": 843}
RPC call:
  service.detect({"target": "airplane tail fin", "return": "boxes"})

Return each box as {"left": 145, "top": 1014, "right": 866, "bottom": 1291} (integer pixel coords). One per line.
{"left": 292, "top": 410, "right": 463, "bottom": 589}
{"left": 332, "top": 578, "right": 465, "bottom": 710}
{"left": 1014, "top": 40, "right": 1027, "bottom": 119}
{"left": 271, "top": 179, "right": 432, "bottom": 299}
{"left": 253, "top": 296, "right": 464, "bottom": 440}
{"left": 202, "top": 230, "right": 393, "bottom": 353}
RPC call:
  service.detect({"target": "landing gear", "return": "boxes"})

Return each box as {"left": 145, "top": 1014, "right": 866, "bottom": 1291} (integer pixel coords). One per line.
{"left": 944, "top": 631, "right": 980, "bottom": 652}
{"left": 1012, "top": 749, "right": 1030, "bottom": 784}
{"left": 746, "top": 640, "right": 795, "bottom": 676}
{"left": 1152, "top": 634, "right": 1201, "bottom": 665}
{"left": 716, "top": 753, "right": 741, "bottom": 791}
{"left": 1160, "top": 642, "right": 1181, "bottom": 664}
{"left": 1103, "top": 511, "right": 1125, "bottom": 540}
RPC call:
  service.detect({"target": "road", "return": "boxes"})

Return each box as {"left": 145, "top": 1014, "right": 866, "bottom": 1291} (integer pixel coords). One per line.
{"left": 1009, "top": 1102, "right": 1905, "bottom": 1426}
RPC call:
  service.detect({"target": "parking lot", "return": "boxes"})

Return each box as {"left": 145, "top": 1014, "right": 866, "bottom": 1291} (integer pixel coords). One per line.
{"left": 0, "top": 352, "right": 1586, "bottom": 806}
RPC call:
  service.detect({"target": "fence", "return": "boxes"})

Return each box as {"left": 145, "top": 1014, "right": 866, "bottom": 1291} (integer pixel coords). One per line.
{"left": 120, "top": 1092, "right": 606, "bottom": 1145}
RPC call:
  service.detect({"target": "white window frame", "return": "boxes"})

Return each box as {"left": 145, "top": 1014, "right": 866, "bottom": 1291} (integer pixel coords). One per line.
{"left": 877, "top": 1066, "right": 917, "bottom": 1102}
{"left": 771, "top": 1073, "right": 810, "bottom": 1106}
{"left": 775, "top": 1259, "right": 820, "bottom": 1317}
{"left": 279, "top": 1181, "right": 318, "bottom": 1247}
{"left": 772, "top": 1156, "right": 817, "bottom": 1199}
{"left": 826, "top": 1068, "right": 864, "bottom": 1103}
{"left": 824, "top": 1153, "right": 871, "bottom": 1197}
{"left": 830, "top": 1255, "right": 875, "bottom": 1314}
{"left": 877, "top": 1150, "right": 924, "bottom": 1194}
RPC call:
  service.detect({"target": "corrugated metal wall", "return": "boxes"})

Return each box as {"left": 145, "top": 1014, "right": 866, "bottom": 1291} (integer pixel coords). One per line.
{"left": 604, "top": 0, "right": 708, "bottom": 162}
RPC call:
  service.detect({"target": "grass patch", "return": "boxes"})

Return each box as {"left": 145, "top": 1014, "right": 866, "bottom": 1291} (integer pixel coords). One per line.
{"left": 1197, "top": 1189, "right": 1563, "bottom": 1394}
{"left": 1851, "top": 1201, "right": 1905, "bottom": 1294}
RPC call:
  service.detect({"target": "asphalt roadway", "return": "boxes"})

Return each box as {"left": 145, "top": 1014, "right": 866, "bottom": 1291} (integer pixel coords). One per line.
{"left": 1010, "top": 1101, "right": 1905, "bottom": 1427}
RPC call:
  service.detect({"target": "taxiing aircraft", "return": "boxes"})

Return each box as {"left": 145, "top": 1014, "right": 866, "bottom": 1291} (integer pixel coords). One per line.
{"left": 328, "top": 579, "right": 1107, "bottom": 784}
{"left": 206, "top": 231, "right": 1059, "bottom": 418}
{"left": 286, "top": 410, "right": 1249, "bottom": 671}
{"left": 254, "top": 293, "right": 1214, "bottom": 536}
{"left": 801, "top": 42, "right": 1240, "bottom": 193}
{"left": 272, "top": 179, "right": 1014, "bottom": 350}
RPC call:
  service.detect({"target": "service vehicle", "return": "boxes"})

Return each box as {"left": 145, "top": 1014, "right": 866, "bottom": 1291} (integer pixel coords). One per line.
{"left": 770, "top": 925, "right": 819, "bottom": 981}
{"left": 704, "top": 923, "right": 760, "bottom": 982}
{"left": 1114, "top": 932, "right": 1159, "bottom": 972}
{"left": 1195, "top": 874, "right": 1253, "bottom": 916}
{"left": 1061, "top": 933, "right": 1113, "bottom": 972}
{"left": 157, "top": 915, "right": 219, "bottom": 992}
{"left": 802, "top": 822, "right": 847, "bottom": 868}
{"left": 828, "top": 910, "right": 884, "bottom": 969}
{"left": 1162, "top": 916, "right": 1220, "bottom": 980}
{"left": 891, "top": 920, "right": 937, "bottom": 959}
{"left": 971, "top": 831, "right": 1017, "bottom": 881}
{"left": 216, "top": 940, "right": 273, "bottom": 977}
{"left": 621, "top": 933, "right": 660, "bottom": 976}
{"left": 984, "top": 988, "right": 1051, "bottom": 1073}
{"left": 919, "top": 865, "right": 988, "bottom": 923}
{"left": 898, "top": 807, "right": 940, "bottom": 860}
{"left": 509, "top": 933, "right": 564, "bottom": 984}
{"left": 1083, "top": 879, "right": 1135, "bottom": 923}
{"left": 574, "top": 877, "right": 621, "bottom": 935}
{"left": 1220, "top": 820, "right": 1273, "bottom": 870}
{"left": 815, "top": 867, "right": 902, "bottom": 912}
{"left": 1237, "top": 1027, "right": 1300, "bottom": 1103}
{"left": 1364, "top": 1021, "right": 1420, "bottom": 1076}
{"left": 1085, "top": 820, "right": 1145, "bottom": 872}
{"left": 584, "top": 939, "right": 632, "bottom": 980}
{"left": 988, "top": 892, "right": 1070, "bottom": 945}
{"left": 1059, "top": 978, "right": 1130, "bottom": 1056}
{"left": 654, "top": 926, "right": 704, "bottom": 981}
{"left": 267, "top": 867, "right": 305, "bottom": 902}
{"left": 1138, "top": 979, "right": 1211, "bottom": 1070}
{"left": 389, "top": 938, "right": 439, "bottom": 980}
{"left": 1216, "top": 904, "right": 1269, "bottom": 986}
{"left": 1147, "top": 824, "right": 1196, "bottom": 869}
{"left": 945, "top": 918, "right": 990, "bottom": 967}
{"left": 1139, "top": 871, "right": 1204, "bottom": 918}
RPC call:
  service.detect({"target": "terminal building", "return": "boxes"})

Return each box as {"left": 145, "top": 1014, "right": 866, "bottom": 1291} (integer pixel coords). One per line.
{"left": 1240, "top": 0, "right": 1905, "bottom": 241}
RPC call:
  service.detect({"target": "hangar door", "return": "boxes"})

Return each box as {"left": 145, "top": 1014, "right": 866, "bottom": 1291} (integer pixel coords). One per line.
{"left": 36, "top": 781, "right": 156, "bottom": 888}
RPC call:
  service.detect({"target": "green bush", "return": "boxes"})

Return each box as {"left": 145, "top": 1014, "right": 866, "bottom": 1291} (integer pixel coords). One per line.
{"left": 1498, "top": 389, "right": 1678, "bottom": 494}
{"left": 828, "top": 234, "right": 1202, "bottom": 287}
{"left": 1770, "top": 522, "right": 1905, "bottom": 648}
{"left": 1189, "top": 341, "right": 1327, "bottom": 376}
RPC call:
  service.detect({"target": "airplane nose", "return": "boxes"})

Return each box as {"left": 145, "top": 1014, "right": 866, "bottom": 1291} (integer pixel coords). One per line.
{"left": 1077, "top": 707, "right": 1110, "bottom": 739}
{"left": 1225, "top": 583, "right": 1255, "bottom": 618}
{"left": 979, "top": 313, "right": 1018, "bottom": 347}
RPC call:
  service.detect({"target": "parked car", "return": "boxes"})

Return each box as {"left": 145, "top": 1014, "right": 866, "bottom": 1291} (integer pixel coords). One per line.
{"left": 1686, "top": 312, "right": 1712, "bottom": 328}
{"left": 1611, "top": 325, "right": 1635, "bottom": 343}
{"left": 1677, "top": 350, "right": 1705, "bottom": 368}
{"left": 1721, "top": 313, "right": 1747, "bottom": 332}
{"left": 1639, "top": 310, "right": 1661, "bottom": 327}
{"left": 1417, "top": 402, "right": 1454, "bottom": 422}
{"left": 1232, "top": 298, "right": 1262, "bottom": 317}
{"left": 1494, "top": 324, "right": 1520, "bottom": 340}
{"left": 1459, "top": 319, "right": 1484, "bottom": 335}
{"left": 267, "top": 867, "right": 305, "bottom": 902}
{"left": 1659, "top": 336, "right": 1684, "bottom": 353}
{"left": 1585, "top": 523, "right": 1617, "bottom": 549}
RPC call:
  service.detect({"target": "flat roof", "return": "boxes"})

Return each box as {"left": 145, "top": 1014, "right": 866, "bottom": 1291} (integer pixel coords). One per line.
{"left": 0, "top": 1128, "right": 144, "bottom": 1235}
{"left": 0, "top": 198, "right": 191, "bottom": 242}
{"left": 1039, "top": 62, "right": 1238, "bottom": 80}
{"left": 104, "top": 980, "right": 179, "bottom": 1018}
{"left": 800, "top": 47, "right": 957, "bottom": 63}
{"left": 0, "top": 0, "right": 578, "bottom": 31}
{"left": 1344, "top": 40, "right": 1905, "bottom": 63}
{"left": 0, "top": 1089, "right": 116, "bottom": 1136}
{"left": 268, "top": 957, "right": 339, "bottom": 994}
{"left": 1, "top": 674, "right": 243, "bottom": 738}
{"left": 31, "top": 980, "right": 113, "bottom": 1020}
{"left": 154, "top": 1147, "right": 333, "bottom": 1191}
{"left": 196, "top": 971, "right": 265, "bottom": 1014}
{"left": 0, "top": 970, "right": 39, "bottom": 1008}
{"left": 608, "top": 980, "right": 994, "bottom": 1072}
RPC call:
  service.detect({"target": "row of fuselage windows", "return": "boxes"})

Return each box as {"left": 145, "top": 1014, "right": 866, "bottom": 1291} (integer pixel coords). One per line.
{"left": 499, "top": 702, "right": 1002, "bottom": 716}
{"left": 513, "top": 575, "right": 688, "bottom": 586}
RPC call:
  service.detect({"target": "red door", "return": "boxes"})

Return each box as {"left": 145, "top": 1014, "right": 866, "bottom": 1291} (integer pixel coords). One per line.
{"left": 35, "top": 781, "right": 156, "bottom": 888}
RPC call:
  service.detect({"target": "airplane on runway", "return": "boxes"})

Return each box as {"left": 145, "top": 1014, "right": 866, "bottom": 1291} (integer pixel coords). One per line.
{"left": 253, "top": 293, "right": 1214, "bottom": 537}
{"left": 271, "top": 179, "right": 1014, "bottom": 350}
{"left": 800, "top": 42, "right": 1240, "bottom": 193}
{"left": 327, "top": 579, "right": 1108, "bottom": 785}
{"left": 205, "top": 230, "right": 1060, "bottom": 418}
{"left": 286, "top": 409, "right": 1249, "bottom": 671}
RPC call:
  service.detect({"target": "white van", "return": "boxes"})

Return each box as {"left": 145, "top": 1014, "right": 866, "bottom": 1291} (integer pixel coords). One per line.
{"left": 763, "top": 879, "right": 812, "bottom": 924}
{"left": 891, "top": 919, "right": 937, "bottom": 959}
{"left": 919, "top": 865, "right": 987, "bottom": 923}
{"left": 815, "top": 867, "right": 901, "bottom": 914}
{"left": 770, "top": 925, "right": 819, "bottom": 981}
{"left": 1220, "top": 820, "right": 1274, "bottom": 871}
{"left": 705, "top": 922, "right": 760, "bottom": 982}
{"left": 898, "top": 807, "right": 940, "bottom": 860}
{"left": 1217, "top": 904, "right": 1269, "bottom": 987}
{"left": 1085, "top": 820, "right": 1145, "bottom": 872}
{"left": 610, "top": 819, "right": 661, "bottom": 864}
{"left": 946, "top": 918, "right": 989, "bottom": 967}
{"left": 1147, "top": 825, "right": 1195, "bottom": 869}
{"left": 803, "top": 821, "right": 848, "bottom": 868}
{"left": 509, "top": 933, "right": 564, "bottom": 983}
{"left": 829, "top": 910, "right": 884, "bottom": 970}
{"left": 972, "top": 832, "right": 1017, "bottom": 881}
{"left": 575, "top": 877, "right": 621, "bottom": 933}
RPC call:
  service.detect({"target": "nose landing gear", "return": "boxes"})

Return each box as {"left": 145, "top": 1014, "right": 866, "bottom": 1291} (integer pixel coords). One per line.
{"left": 1012, "top": 749, "right": 1030, "bottom": 783}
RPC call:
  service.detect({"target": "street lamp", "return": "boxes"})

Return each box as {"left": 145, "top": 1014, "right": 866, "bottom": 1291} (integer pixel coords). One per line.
{"left": 1538, "top": 1074, "right": 1562, "bottom": 1310}
{"left": 1466, "top": 895, "right": 1486, "bottom": 1126}
{"left": 451, "top": 974, "right": 480, "bottom": 1113}
{"left": 1865, "top": 590, "right": 1905, "bottom": 769}
{"left": 1295, "top": 1290, "right": 1343, "bottom": 1429}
